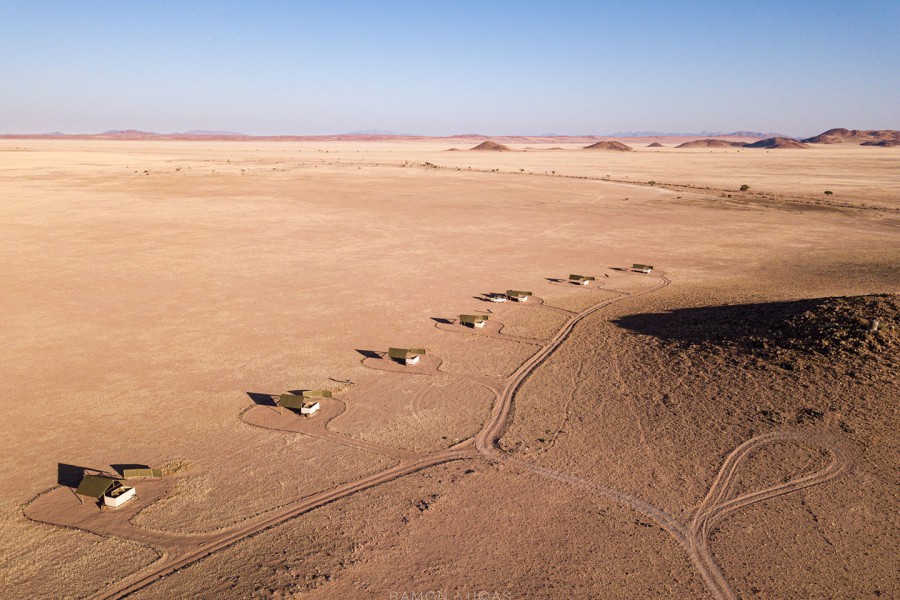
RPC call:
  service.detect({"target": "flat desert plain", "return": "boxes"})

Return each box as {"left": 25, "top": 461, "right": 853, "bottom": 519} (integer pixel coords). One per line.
{"left": 0, "top": 139, "right": 897, "bottom": 599}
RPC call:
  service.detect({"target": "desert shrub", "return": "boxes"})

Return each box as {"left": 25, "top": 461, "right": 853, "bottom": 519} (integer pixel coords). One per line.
{"left": 824, "top": 190, "right": 833, "bottom": 195}
{"left": 740, "top": 184, "right": 750, "bottom": 191}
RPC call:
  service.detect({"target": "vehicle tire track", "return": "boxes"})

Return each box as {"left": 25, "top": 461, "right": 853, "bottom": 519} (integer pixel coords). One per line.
{"left": 478, "top": 286, "right": 854, "bottom": 600}
{"left": 87, "top": 269, "right": 849, "bottom": 600}
{"left": 93, "top": 273, "right": 665, "bottom": 598}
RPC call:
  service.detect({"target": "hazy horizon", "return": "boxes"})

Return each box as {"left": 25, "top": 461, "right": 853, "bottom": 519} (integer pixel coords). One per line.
{"left": 1, "top": 128, "right": 804, "bottom": 138}
{"left": 1, "top": 1, "right": 898, "bottom": 137}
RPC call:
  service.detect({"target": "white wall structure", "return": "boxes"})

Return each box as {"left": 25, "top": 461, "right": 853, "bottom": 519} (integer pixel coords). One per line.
{"left": 103, "top": 486, "right": 136, "bottom": 508}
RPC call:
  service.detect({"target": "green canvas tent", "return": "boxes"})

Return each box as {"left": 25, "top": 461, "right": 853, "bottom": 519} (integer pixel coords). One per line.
{"left": 122, "top": 468, "right": 163, "bottom": 479}
{"left": 278, "top": 391, "right": 330, "bottom": 414}
{"left": 506, "top": 290, "right": 533, "bottom": 300}
{"left": 632, "top": 264, "right": 653, "bottom": 273}
{"left": 569, "top": 274, "right": 596, "bottom": 282}
{"left": 388, "top": 347, "right": 426, "bottom": 360}
{"left": 459, "top": 314, "right": 489, "bottom": 326}
{"left": 278, "top": 393, "right": 306, "bottom": 410}
{"left": 75, "top": 474, "right": 124, "bottom": 500}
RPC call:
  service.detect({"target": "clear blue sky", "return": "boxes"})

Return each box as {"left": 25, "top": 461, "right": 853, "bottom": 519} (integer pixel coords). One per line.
{"left": 1, "top": 1, "right": 898, "bottom": 136}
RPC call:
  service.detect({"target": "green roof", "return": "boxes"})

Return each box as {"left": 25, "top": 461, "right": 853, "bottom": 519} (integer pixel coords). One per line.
{"left": 75, "top": 474, "right": 122, "bottom": 499}
{"left": 632, "top": 264, "right": 653, "bottom": 270}
{"left": 122, "top": 467, "right": 162, "bottom": 479}
{"left": 388, "top": 347, "right": 425, "bottom": 359}
{"left": 279, "top": 389, "right": 333, "bottom": 409}
{"left": 122, "top": 468, "right": 163, "bottom": 479}
{"left": 569, "top": 274, "right": 595, "bottom": 281}
{"left": 459, "top": 314, "right": 488, "bottom": 324}
{"left": 506, "top": 290, "right": 533, "bottom": 297}
{"left": 278, "top": 393, "right": 306, "bottom": 409}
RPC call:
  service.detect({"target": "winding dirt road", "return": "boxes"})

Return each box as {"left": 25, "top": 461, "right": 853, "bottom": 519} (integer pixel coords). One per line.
{"left": 25, "top": 268, "right": 852, "bottom": 599}
{"left": 473, "top": 272, "right": 853, "bottom": 599}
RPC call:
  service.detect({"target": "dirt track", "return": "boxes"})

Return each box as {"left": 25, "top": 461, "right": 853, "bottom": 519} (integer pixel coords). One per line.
{"left": 4, "top": 140, "right": 893, "bottom": 598}
{"left": 17, "top": 269, "right": 858, "bottom": 599}
{"left": 71, "top": 271, "right": 670, "bottom": 598}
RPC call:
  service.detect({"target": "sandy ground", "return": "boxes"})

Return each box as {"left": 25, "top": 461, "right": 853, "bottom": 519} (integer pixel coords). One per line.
{"left": 0, "top": 140, "right": 897, "bottom": 598}
{"left": 330, "top": 374, "right": 495, "bottom": 452}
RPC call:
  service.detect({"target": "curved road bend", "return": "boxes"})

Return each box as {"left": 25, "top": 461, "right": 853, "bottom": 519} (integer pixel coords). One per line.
{"left": 96, "top": 273, "right": 667, "bottom": 598}
{"left": 474, "top": 273, "right": 853, "bottom": 600}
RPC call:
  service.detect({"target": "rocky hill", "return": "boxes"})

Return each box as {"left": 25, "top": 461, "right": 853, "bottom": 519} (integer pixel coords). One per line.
{"left": 743, "top": 137, "right": 807, "bottom": 149}
{"left": 469, "top": 141, "right": 512, "bottom": 151}
{"left": 583, "top": 140, "right": 634, "bottom": 151}
{"left": 802, "top": 128, "right": 900, "bottom": 145}
{"left": 675, "top": 139, "right": 745, "bottom": 148}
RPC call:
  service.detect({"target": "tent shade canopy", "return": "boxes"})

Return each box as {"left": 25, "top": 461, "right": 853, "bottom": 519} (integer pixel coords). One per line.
{"left": 122, "top": 468, "right": 163, "bottom": 479}
{"left": 569, "top": 274, "right": 596, "bottom": 282}
{"left": 388, "top": 347, "right": 426, "bottom": 360}
{"left": 279, "top": 389, "right": 333, "bottom": 409}
{"left": 506, "top": 290, "right": 533, "bottom": 298}
{"left": 278, "top": 394, "right": 306, "bottom": 409}
{"left": 75, "top": 475, "right": 124, "bottom": 499}
{"left": 632, "top": 263, "right": 653, "bottom": 270}
{"left": 459, "top": 314, "right": 489, "bottom": 324}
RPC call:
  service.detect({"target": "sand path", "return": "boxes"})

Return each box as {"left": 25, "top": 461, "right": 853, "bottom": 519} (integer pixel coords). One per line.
{"left": 87, "top": 274, "right": 659, "bottom": 598}
{"left": 240, "top": 397, "right": 421, "bottom": 461}
{"left": 23, "top": 271, "right": 853, "bottom": 599}
{"left": 475, "top": 274, "right": 854, "bottom": 600}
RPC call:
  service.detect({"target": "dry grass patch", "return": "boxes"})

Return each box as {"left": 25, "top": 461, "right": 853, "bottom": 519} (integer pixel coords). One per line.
{"left": 0, "top": 500, "right": 158, "bottom": 599}
{"left": 132, "top": 436, "right": 392, "bottom": 534}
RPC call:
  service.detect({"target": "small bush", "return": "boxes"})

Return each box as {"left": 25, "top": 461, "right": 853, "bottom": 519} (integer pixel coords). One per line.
{"left": 824, "top": 190, "right": 833, "bottom": 195}
{"left": 740, "top": 184, "right": 749, "bottom": 191}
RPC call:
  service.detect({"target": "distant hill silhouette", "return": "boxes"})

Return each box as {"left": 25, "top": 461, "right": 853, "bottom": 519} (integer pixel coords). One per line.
{"left": 743, "top": 137, "right": 808, "bottom": 149}
{"left": 726, "top": 131, "right": 787, "bottom": 138}
{"left": 802, "top": 128, "right": 900, "bottom": 145}
{"left": 183, "top": 129, "right": 245, "bottom": 136}
{"left": 647, "top": 142, "right": 664, "bottom": 147}
{"left": 469, "top": 141, "right": 512, "bottom": 151}
{"left": 583, "top": 140, "right": 634, "bottom": 151}
{"left": 604, "top": 130, "right": 778, "bottom": 138}
{"left": 675, "top": 139, "right": 744, "bottom": 148}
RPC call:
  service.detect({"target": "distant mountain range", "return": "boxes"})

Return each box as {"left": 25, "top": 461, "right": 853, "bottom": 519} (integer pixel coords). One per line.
{"left": 5, "top": 128, "right": 784, "bottom": 139}
{"left": 603, "top": 130, "right": 788, "bottom": 138}
{"left": 100, "top": 129, "right": 246, "bottom": 136}
{"left": 3, "top": 128, "right": 897, "bottom": 145}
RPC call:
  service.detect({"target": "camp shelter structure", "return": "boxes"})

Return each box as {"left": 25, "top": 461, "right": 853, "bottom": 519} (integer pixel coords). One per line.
{"left": 459, "top": 314, "right": 489, "bottom": 328}
{"left": 486, "top": 293, "right": 507, "bottom": 303}
{"left": 279, "top": 390, "right": 332, "bottom": 416}
{"left": 632, "top": 264, "right": 653, "bottom": 274}
{"left": 569, "top": 274, "right": 596, "bottom": 285}
{"left": 388, "top": 347, "right": 426, "bottom": 366}
{"left": 506, "top": 290, "right": 533, "bottom": 302}
{"left": 121, "top": 468, "right": 163, "bottom": 479}
{"left": 75, "top": 474, "right": 136, "bottom": 508}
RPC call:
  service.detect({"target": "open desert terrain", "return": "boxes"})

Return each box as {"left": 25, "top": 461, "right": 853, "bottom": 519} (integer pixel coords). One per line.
{"left": 1, "top": 138, "right": 897, "bottom": 599}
